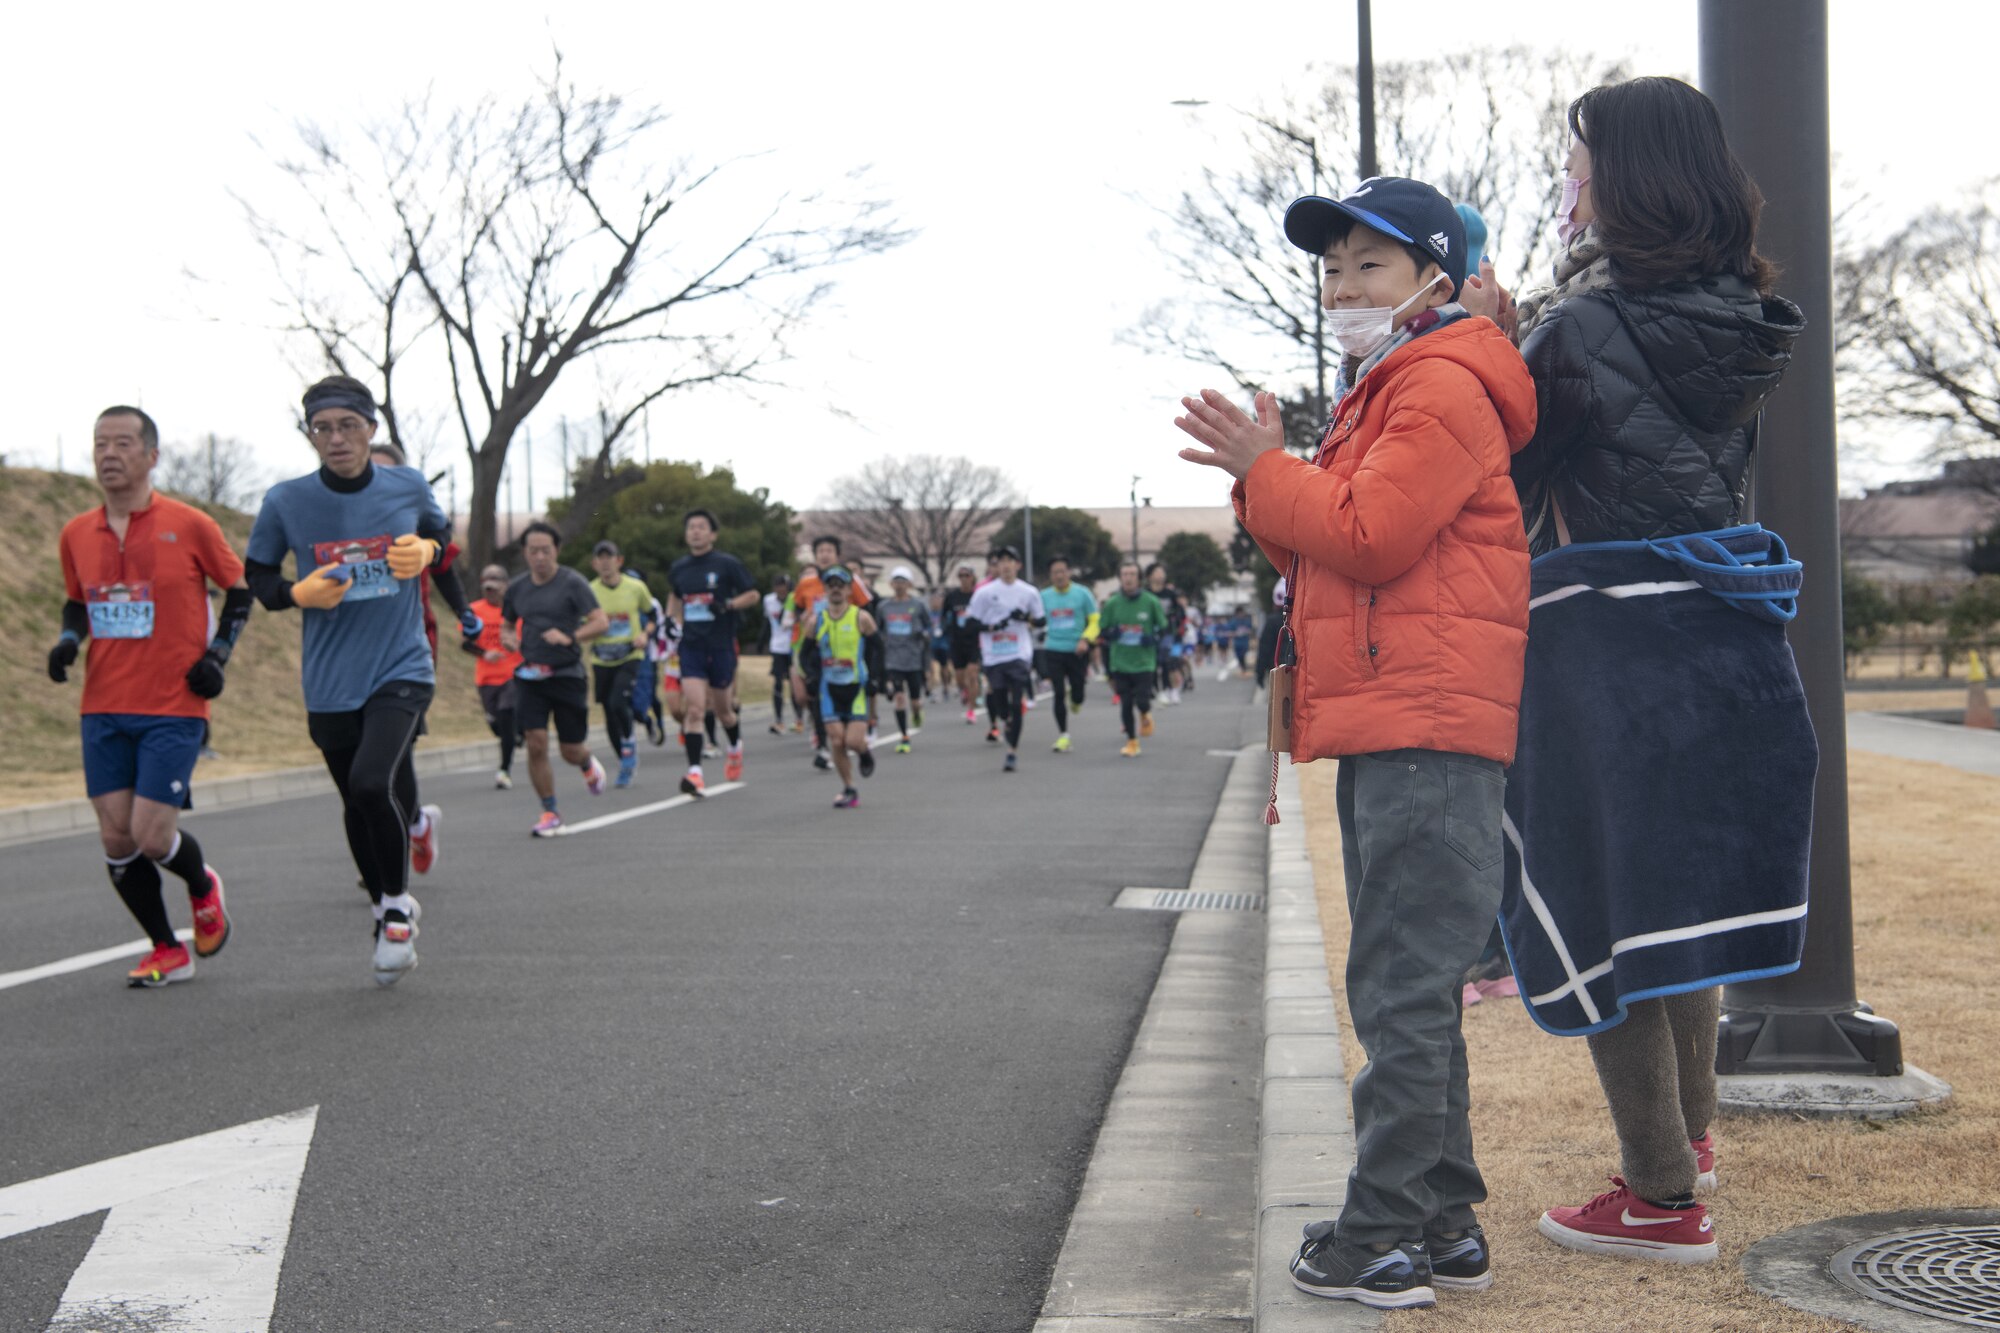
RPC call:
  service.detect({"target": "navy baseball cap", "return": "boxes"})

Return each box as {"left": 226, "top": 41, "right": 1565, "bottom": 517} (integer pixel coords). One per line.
{"left": 1284, "top": 177, "right": 1467, "bottom": 296}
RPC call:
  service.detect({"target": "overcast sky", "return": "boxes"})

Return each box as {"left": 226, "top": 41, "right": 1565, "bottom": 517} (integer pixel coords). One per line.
{"left": 4, "top": 1, "right": 1987, "bottom": 514}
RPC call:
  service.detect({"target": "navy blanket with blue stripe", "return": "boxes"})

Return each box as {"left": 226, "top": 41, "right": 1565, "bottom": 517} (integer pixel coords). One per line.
{"left": 1498, "top": 525, "right": 1818, "bottom": 1036}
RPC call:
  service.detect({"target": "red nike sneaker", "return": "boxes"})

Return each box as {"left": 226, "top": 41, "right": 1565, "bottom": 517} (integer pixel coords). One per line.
{"left": 1692, "top": 1132, "right": 1717, "bottom": 1191}
{"left": 189, "top": 868, "right": 230, "bottom": 958}
{"left": 128, "top": 942, "right": 195, "bottom": 988}
{"left": 1538, "top": 1177, "right": 1716, "bottom": 1263}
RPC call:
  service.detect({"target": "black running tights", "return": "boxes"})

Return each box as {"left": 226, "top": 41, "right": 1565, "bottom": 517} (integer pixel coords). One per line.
{"left": 308, "top": 682, "right": 432, "bottom": 905}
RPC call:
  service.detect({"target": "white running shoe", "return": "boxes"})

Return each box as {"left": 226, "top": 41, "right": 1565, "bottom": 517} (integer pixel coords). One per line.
{"left": 372, "top": 901, "right": 420, "bottom": 986}
{"left": 495, "top": 769, "right": 512, "bottom": 790}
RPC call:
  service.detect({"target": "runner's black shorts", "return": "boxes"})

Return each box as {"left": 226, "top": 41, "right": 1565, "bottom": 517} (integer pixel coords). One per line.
{"left": 1045, "top": 649, "right": 1089, "bottom": 702}
{"left": 886, "top": 668, "right": 925, "bottom": 699}
{"left": 950, "top": 636, "right": 980, "bottom": 670}
{"left": 514, "top": 673, "right": 591, "bottom": 745}
{"left": 770, "top": 652, "right": 792, "bottom": 683}
{"left": 477, "top": 681, "right": 517, "bottom": 724}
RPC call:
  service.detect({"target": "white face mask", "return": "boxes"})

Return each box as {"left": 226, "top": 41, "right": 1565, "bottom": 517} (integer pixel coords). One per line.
{"left": 1324, "top": 270, "right": 1449, "bottom": 360}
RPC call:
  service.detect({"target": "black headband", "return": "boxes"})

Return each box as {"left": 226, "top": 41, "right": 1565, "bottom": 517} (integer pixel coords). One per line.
{"left": 302, "top": 385, "right": 378, "bottom": 423}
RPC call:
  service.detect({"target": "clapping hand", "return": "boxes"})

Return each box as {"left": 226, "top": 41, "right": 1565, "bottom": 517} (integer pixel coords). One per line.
{"left": 1176, "top": 390, "right": 1284, "bottom": 481}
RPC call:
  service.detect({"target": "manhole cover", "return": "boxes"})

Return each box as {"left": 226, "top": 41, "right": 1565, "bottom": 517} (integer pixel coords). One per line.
{"left": 1831, "top": 1225, "right": 2000, "bottom": 1328}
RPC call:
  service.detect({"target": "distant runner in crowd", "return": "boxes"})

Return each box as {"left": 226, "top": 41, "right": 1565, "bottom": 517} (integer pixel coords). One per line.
{"left": 502, "top": 521, "right": 610, "bottom": 838}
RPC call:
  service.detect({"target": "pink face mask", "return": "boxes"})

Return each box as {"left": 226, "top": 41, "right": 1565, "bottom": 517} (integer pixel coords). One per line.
{"left": 1556, "top": 174, "right": 1591, "bottom": 246}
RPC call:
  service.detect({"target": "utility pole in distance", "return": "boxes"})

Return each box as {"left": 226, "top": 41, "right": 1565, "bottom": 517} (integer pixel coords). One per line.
{"left": 1699, "top": 0, "right": 1947, "bottom": 1115}
{"left": 1356, "top": 0, "right": 1378, "bottom": 181}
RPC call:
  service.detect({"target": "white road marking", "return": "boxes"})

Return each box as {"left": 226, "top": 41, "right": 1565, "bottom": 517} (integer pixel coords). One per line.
{"left": 0, "top": 928, "right": 195, "bottom": 994}
{"left": 554, "top": 781, "right": 745, "bottom": 835}
{"left": 865, "top": 727, "right": 923, "bottom": 750}
{"left": 0, "top": 1106, "right": 318, "bottom": 1331}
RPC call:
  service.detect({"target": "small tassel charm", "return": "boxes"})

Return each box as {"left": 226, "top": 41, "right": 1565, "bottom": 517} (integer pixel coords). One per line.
{"left": 1263, "top": 750, "right": 1282, "bottom": 825}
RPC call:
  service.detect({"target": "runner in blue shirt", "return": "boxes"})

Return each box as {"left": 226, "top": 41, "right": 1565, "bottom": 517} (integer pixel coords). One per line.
{"left": 1037, "top": 555, "right": 1099, "bottom": 753}
{"left": 245, "top": 375, "right": 474, "bottom": 986}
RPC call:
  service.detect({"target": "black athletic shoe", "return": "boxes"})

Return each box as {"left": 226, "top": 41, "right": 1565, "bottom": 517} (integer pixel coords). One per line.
{"left": 1003, "top": 752, "right": 1017, "bottom": 773}
{"left": 1424, "top": 1223, "right": 1492, "bottom": 1291}
{"left": 858, "top": 749, "right": 876, "bottom": 779}
{"left": 645, "top": 714, "right": 668, "bottom": 746}
{"left": 1289, "top": 1222, "right": 1434, "bottom": 1309}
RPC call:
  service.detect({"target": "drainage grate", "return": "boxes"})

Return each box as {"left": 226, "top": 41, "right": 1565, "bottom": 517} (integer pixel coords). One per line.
{"left": 1113, "top": 887, "right": 1265, "bottom": 913}
{"left": 1830, "top": 1225, "right": 2000, "bottom": 1328}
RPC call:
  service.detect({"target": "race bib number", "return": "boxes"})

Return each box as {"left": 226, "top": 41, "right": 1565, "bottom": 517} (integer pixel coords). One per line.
{"left": 824, "top": 656, "right": 858, "bottom": 685}
{"left": 991, "top": 629, "right": 1020, "bottom": 650}
{"left": 1049, "top": 607, "right": 1076, "bottom": 627}
{"left": 514, "top": 662, "right": 554, "bottom": 681}
{"left": 86, "top": 582, "right": 155, "bottom": 639}
{"left": 1117, "top": 625, "right": 1146, "bottom": 647}
{"left": 954, "top": 610, "right": 969, "bottom": 627}
{"left": 886, "top": 612, "right": 913, "bottom": 636}
{"left": 684, "top": 594, "right": 715, "bottom": 622}
{"left": 312, "top": 535, "right": 396, "bottom": 601}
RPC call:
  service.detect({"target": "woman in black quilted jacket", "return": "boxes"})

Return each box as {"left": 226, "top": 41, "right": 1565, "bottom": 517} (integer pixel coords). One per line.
{"left": 1468, "top": 76, "right": 1811, "bottom": 1265}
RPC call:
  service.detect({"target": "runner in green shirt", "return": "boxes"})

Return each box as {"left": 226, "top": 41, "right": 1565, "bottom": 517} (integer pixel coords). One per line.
{"left": 589, "top": 540, "right": 656, "bottom": 788}
{"left": 1098, "top": 561, "right": 1168, "bottom": 756}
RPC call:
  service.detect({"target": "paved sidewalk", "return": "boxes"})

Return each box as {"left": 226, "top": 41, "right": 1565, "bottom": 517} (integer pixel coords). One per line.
{"left": 1846, "top": 710, "right": 2000, "bottom": 778}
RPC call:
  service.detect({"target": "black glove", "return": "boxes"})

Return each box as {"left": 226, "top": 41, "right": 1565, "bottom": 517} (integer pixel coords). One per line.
{"left": 185, "top": 648, "right": 228, "bottom": 700}
{"left": 1008, "top": 607, "right": 1030, "bottom": 624}
{"left": 48, "top": 637, "right": 79, "bottom": 683}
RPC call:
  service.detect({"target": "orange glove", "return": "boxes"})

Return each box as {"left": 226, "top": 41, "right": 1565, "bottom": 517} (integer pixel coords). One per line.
{"left": 292, "top": 563, "right": 352, "bottom": 611}
{"left": 387, "top": 534, "right": 438, "bottom": 580}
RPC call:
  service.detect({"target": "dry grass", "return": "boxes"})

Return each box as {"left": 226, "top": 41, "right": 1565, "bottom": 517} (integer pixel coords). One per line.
{"left": 1845, "top": 686, "right": 1974, "bottom": 715}
{"left": 1295, "top": 750, "right": 2000, "bottom": 1331}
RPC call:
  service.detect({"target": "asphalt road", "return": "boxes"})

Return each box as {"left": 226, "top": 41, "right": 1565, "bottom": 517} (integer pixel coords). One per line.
{"left": 1, "top": 672, "right": 1259, "bottom": 1332}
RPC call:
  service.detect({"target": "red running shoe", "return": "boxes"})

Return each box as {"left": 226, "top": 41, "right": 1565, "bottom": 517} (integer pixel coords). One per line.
{"left": 1692, "top": 1132, "right": 1717, "bottom": 1191}
{"left": 409, "top": 804, "right": 441, "bottom": 875}
{"left": 128, "top": 942, "right": 195, "bottom": 988}
{"left": 189, "top": 868, "right": 230, "bottom": 958}
{"left": 724, "top": 749, "right": 743, "bottom": 782}
{"left": 1538, "top": 1177, "right": 1716, "bottom": 1263}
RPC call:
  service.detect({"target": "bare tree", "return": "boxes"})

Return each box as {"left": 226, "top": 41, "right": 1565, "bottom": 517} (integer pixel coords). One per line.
{"left": 243, "top": 52, "right": 910, "bottom": 567}
{"left": 820, "top": 456, "right": 1019, "bottom": 585}
{"left": 1135, "top": 48, "right": 1626, "bottom": 433}
{"left": 157, "top": 434, "right": 264, "bottom": 511}
{"left": 1839, "top": 182, "right": 2000, "bottom": 488}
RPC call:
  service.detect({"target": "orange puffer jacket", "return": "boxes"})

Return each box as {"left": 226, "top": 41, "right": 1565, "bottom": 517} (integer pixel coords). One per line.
{"left": 1233, "top": 316, "right": 1537, "bottom": 765}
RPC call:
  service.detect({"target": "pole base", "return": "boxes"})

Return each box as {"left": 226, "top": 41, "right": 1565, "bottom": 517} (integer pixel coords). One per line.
{"left": 1717, "top": 1065, "right": 1952, "bottom": 1120}
{"left": 1716, "top": 1005, "right": 1902, "bottom": 1076}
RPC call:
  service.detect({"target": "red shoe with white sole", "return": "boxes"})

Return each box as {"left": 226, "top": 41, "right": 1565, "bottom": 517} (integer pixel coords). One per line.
{"left": 1692, "top": 1132, "right": 1717, "bottom": 1191}
{"left": 128, "top": 942, "right": 195, "bottom": 988}
{"left": 189, "top": 868, "right": 230, "bottom": 958}
{"left": 1538, "top": 1177, "right": 1716, "bottom": 1263}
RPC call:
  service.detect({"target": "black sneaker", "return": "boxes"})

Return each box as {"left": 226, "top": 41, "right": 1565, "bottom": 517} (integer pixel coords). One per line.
{"left": 1424, "top": 1223, "right": 1492, "bottom": 1291}
{"left": 858, "top": 749, "right": 876, "bottom": 779}
{"left": 1289, "top": 1222, "right": 1435, "bottom": 1309}
{"left": 1003, "top": 752, "right": 1017, "bottom": 772}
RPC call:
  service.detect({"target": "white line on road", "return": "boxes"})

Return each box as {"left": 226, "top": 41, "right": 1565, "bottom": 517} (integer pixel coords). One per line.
{"left": 0, "top": 1106, "right": 318, "bottom": 1331}
{"left": 554, "top": 781, "right": 745, "bottom": 835}
{"left": 0, "top": 928, "right": 195, "bottom": 994}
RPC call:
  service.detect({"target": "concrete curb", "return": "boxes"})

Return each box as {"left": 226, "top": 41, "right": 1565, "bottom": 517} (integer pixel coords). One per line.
{"left": 1255, "top": 762, "right": 1377, "bottom": 1331}
{"left": 1033, "top": 749, "right": 1265, "bottom": 1332}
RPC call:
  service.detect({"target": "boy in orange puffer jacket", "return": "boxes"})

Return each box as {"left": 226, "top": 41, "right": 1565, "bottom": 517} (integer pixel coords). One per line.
{"left": 1177, "top": 176, "right": 1535, "bottom": 1311}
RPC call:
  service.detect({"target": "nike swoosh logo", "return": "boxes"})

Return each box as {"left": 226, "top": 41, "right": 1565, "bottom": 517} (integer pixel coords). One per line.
{"left": 1621, "top": 1209, "right": 1688, "bottom": 1227}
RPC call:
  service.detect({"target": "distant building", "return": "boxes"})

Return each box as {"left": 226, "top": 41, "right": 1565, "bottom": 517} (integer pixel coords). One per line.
{"left": 1840, "top": 459, "right": 2000, "bottom": 586}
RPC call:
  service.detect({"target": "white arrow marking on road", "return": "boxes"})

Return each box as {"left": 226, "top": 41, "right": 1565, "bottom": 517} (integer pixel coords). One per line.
{"left": 0, "top": 1106, "right": 318, "bottom": 1331}
{"left": 554, "top": 781, "right": 744, "bottom": 835}
{"left": 0, "top": 928, "right": 194, "bottom": 993}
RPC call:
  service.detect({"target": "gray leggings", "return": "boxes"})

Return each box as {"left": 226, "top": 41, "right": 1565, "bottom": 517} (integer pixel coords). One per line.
{"left": 1584, "top": 987, "right": 1720, "bottom": 1201}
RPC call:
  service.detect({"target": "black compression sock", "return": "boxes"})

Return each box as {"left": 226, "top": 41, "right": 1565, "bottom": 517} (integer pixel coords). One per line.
{"left": 683, "top": 732, "right": 705, "bottom": 767}
{"left": 895, "top": 708, "right": 908, "bottom": 736}
{"left": 724, "top": 722, "right": 741, "bottom": 747}
{"left": 154, "top": 830, "right": 209, "bottom": 894}
{"left": 108, "top": 853, "right": 175, "bottom": 946}
{"left": 705, "top": 714, "right": 719, "bottom": 745}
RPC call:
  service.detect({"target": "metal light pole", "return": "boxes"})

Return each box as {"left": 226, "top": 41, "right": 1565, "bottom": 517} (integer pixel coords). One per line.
{"left": 1357, "top": 0, "right": 1378, "bottom": 180}
{"left": 1130, "top": 476, "right": 1142, "bottom": 566}
{"left": 1023, "top": 498, "right": 1035, "bottom": 582}
{"left": 1700, "top": 1, "right": 1935, "bottom": 1103}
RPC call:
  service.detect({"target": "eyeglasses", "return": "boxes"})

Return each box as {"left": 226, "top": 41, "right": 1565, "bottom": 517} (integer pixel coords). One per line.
{"left": 307, "top": 418, "right": 373, "bottom": 441}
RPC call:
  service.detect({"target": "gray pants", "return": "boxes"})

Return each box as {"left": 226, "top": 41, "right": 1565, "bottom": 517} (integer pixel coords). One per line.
{"left": 1584, "top": 988, "right": 1720, "bottom": 1201}
{"left": 1335, "top": 749, "right": 1506, "bottom": 1244}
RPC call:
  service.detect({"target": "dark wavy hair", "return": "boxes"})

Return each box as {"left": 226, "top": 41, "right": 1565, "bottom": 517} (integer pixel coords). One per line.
{"left": 1569, "top": 77, "right": 1777, "bottom": 295}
